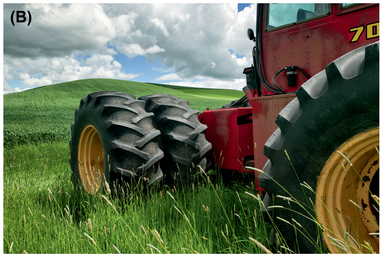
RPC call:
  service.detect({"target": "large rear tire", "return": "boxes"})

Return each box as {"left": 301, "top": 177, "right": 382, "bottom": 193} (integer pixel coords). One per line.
{"left": 139, "top": 94, "right": 212, "bottom": 184}
{"left": 70, "top": 91, "right": 164, "bottom": 195}
{"left": 259, "top": 43, "right": 379, "bottom": 253}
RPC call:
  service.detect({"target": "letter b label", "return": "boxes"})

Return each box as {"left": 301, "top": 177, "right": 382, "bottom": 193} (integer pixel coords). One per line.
{"left": 16, "top": 11, "right": 27, "bottom": 23}
{"left": 11, "top": 10, "right": 32, "bottom": 26}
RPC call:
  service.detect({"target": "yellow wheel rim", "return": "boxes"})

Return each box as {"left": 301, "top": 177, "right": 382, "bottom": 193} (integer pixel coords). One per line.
{"left": 316, "top": 127, "right": 379, "bottom": 253}
{"left": 78, "top": 125, "right": 104, "bottom": 195}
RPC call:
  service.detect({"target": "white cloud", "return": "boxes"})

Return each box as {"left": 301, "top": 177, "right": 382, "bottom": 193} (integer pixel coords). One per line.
{"left": 3, "top": 3, "right": 256, "bottom": 93}
{"left": 151, "top": 18, "right": 170, "bottom": 37}
{"left": 105, "top": 3, "right": 256, "bottom": 80}
{"left": 3, "top": 79, "right": 32, "bottom": 94}
{"left": 155, "top": 73, "right": 182, "bottom": 81}
{"left": 85, "top": 55, "right": 111, "bottom": 65}
{"left": 167, "top": 77, "right": 246, "bottom": 91}
{"left": 3, "top": 54, "right": 141, "bottom": 93}
{"left": 19, "top": 73, "right": 53, "bottom": 87}
{"left": 152, "top": 67, "right": 174, "bottom": 73}
{"left": 4, "top": 3, "right": 115, "bottom": 58}
{"left": 146, "top": 45, "right": 165, "bottom": 54}
{"left": 113, "top": 13, "right": 138, "bottom": 36}
{"left": 116, "top": 44, "right": 165, "bottom": 59}
{"left": 3, "top": 80, "right": 14, "bottom": 95}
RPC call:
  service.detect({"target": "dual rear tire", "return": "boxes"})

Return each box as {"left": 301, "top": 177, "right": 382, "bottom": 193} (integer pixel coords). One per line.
{"left": 69, "top": 92, "right": 211, "bottom": 196}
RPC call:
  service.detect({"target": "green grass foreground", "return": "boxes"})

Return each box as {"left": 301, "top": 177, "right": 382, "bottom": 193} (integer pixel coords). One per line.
{"left": 3, "top": 143, "right": 269, "bottom": 254}
{"left": 3, "top": 79, "right": 271, "bottom": 254}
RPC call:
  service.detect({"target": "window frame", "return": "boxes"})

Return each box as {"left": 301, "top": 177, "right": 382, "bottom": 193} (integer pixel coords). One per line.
{"left": 336, "top": 3, "right": 377, "bottom": 16}
{"left": 265, "top": 3, "right": 331, "bottom": 32}
{"left": 340, "top": 3, "right": 361, "bottom": 10}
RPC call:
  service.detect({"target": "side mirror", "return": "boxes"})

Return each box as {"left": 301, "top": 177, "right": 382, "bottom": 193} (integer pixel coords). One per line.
{"left": 247, "top": 28, "right": 255, "bottom": 41}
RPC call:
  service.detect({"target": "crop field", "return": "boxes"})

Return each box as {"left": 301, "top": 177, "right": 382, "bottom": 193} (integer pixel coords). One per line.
{"left": 3, "top": 79, "right": 244, "bottom": 149}
{"left": 3, "top": 79, "right": 271, "bottom": 254}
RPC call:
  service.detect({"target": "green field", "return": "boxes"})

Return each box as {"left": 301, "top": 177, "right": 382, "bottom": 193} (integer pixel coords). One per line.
{"left": 3, "top": 79, "right": 244, "bottom": 149}
{"left": 3, "top": 79, "right": 271, "bottom": 254}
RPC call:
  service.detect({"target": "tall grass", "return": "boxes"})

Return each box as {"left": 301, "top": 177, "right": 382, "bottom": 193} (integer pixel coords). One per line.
{"left": 4, "top": 79, "right": 271, "bottom": 254}
{"left": 3, "top": 142, "right": 271, "bottom": 254}
{"left": 246, "top": 150, "right": 379, "bottom": 254}
{"left": 5, "top": 79, "right": 376, "bottom": 254}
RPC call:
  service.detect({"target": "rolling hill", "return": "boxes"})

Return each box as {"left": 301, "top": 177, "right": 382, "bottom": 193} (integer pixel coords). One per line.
{"left": 3, "top": 78, "right": 245, "bottom": 148}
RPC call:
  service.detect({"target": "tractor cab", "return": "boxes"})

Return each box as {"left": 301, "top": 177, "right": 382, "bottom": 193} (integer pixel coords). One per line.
{"left": 244, "top": 3, "right": 379, "bottom": 97}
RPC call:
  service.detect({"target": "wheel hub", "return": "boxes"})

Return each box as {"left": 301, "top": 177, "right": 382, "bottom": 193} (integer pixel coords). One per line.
{"left": 316, "top": 127, "right": 379, "bottom": 253}
{"left": 78, "top": 125, "right": 104, "bottom": 195}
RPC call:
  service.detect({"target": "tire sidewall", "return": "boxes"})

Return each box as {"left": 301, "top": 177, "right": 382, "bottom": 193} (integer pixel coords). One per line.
{"left": 273, "top": 108, "right": 378, "bottom": 253}
{"left": 264, "top": 43, "right": 379, "bottom": 253}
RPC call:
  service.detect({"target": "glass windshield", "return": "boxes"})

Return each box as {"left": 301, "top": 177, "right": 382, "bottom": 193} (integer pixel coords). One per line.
{"left": 267, "top": 3, "right": 330, "bottom": 30}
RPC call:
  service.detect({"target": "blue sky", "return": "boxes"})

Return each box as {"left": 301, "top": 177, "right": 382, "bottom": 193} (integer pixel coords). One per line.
{"left": 3, "top": 3, "right": 256, "bottom": 94}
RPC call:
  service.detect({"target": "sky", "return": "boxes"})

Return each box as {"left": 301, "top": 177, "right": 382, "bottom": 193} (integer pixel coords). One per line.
{"left": 2, "top": 3, "right": 257, "bottom": 94}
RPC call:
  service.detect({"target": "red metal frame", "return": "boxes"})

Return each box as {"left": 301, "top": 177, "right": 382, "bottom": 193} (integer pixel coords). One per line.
{"left": 199, "top": 93, "right": 296, "bottom": 190}
{"left": 260, "top": 3, "right": 379, "bottom": 96}
{"left": 199, "top": 107, "right": 254, "bottom": 174}
{"left": 198, "top": 4, "right": 379, "bottom": 188}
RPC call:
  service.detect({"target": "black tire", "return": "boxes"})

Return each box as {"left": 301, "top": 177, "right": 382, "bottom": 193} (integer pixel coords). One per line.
{"left": 259, "top": 43, "right": 379, "bottom": 253}
{"left": 222, "top": 95, "right": 251, "bottom": 108}
{"left": 69, "top": 91, "right": 164, "bottom": 196}
{"left": 138, "top": 94, "right": 212, "bottom": 184}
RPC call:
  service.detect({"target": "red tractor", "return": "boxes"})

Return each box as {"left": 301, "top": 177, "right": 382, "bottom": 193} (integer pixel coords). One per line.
{"left": 198, "top": 3, "right": 379, "bottom": 253}
{"left": 69, "top": 3, "right": 379, "bottom": 253}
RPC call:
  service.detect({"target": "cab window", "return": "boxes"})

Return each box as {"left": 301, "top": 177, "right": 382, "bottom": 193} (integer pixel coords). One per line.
{"left": 340, "top": 3, "right": 360, "bottom": 9}
{"left": 266, "top": 3, "right": 330, "bottom": 31}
